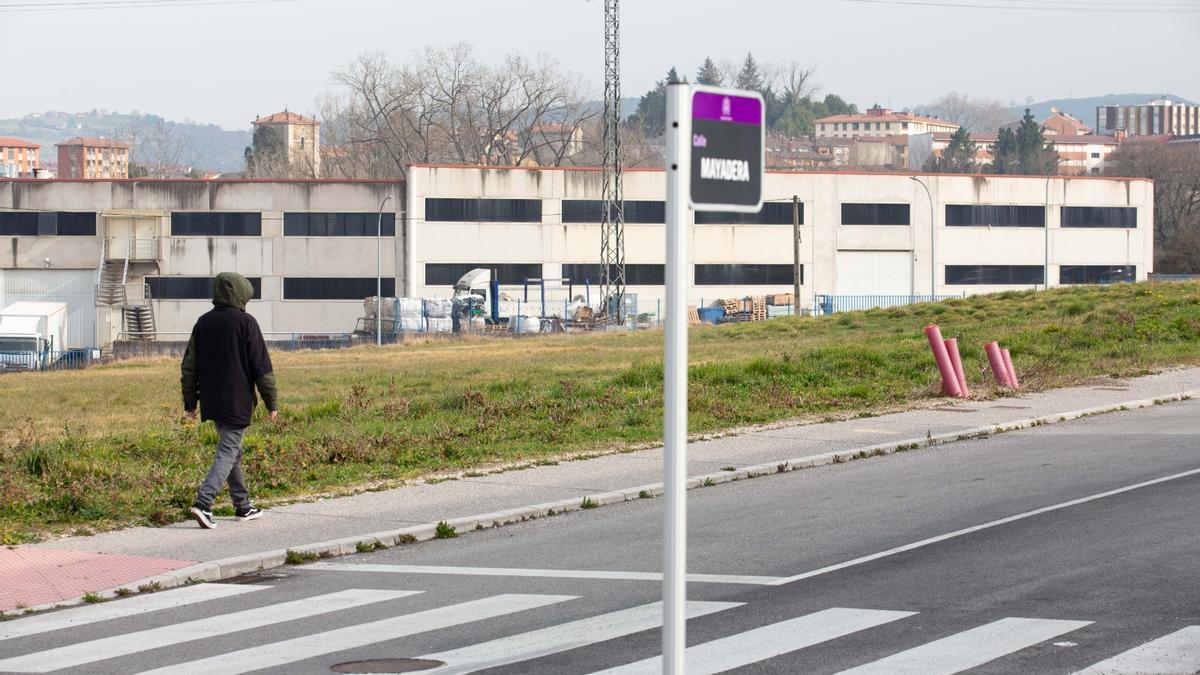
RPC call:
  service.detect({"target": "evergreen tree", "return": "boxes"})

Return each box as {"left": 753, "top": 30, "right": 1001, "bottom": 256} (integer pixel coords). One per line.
{"left": 821, "top": 94, "right": 857, "bottom": 116}
{"left": 735, "top": 53, "right": 763, "bottom": 91}
{"left": 926, "top": 126, "right": 977, "bottom": 173}
{"left": 990, "top": 127, "right": 1019, "bottom": 174}
{"left": 1014, "top": 108, "right": 1058, "bottom": 175}
{"left": 628, "top": 67, "right": 685, "bottom": 137}
{"left": 696, "top": 57, "right": 722, "bottom": 86}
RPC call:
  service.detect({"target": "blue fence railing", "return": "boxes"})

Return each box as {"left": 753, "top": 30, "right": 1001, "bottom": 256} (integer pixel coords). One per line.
{"left": 0, "top": 350, "right": 98, "bottom": 373}
{"left": 812, "top": 294, "right": 964, "bottom": 315}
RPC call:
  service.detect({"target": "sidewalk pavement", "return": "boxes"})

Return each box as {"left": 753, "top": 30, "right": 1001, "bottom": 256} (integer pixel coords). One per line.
{"left": 5, "top": 367, "right": 1199, "bottom": 613}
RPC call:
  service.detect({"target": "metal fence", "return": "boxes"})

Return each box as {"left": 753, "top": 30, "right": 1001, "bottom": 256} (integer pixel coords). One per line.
{"left": 0, "top": 349, "right": 99, "bottom": 373}
{"left": 812, "top": 294, "right": 965, "bottom": 315}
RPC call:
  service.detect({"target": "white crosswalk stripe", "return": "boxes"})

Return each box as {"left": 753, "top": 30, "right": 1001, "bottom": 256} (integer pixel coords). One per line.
{"left": 836, "top": 616, "right": 1093, "bottom": 674}
{"left": 0, "top": 588, "right": 419, "bottom": 673}
{"left": 425, "top": 600, "right": 742, "bottom": 675}
{"left": 137, "top": 593, "right": 576, "bottom": 675}
{"left": 1075, "top": 626, "right": 1200, "bottom": 675}
{"left": 0, "top": 583, "right": 265, "bottom": 641}
{"left": 591, "top": 607, "right": 915, "bottom": 675}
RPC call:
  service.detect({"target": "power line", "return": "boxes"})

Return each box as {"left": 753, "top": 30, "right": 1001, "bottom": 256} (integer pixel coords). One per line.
{"left": 839, "top": 0, "right": 1200, "bottom": 12}
{"left": 0, "top": 0, "right": 298, "bottom": 13}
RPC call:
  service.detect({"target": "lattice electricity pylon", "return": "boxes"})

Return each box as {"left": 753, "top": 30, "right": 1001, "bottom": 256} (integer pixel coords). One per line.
{"left": 599, "top": 0, "right": 626, "bottom": 324}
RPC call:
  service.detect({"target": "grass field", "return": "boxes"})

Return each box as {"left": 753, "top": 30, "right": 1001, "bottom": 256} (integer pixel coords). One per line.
{"left": 2, "top": 282, "right": 1198, "bottom": 543}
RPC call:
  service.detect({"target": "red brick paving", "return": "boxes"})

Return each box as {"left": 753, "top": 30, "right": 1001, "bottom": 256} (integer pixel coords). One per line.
{"left": 0, "top": 547, "right": 194, "bottom": 611}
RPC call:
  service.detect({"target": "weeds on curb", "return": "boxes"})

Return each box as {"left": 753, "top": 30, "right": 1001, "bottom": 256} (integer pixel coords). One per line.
{"left": 638, "top": 490, "right": 652, "bottom": 499}
{"left": 720, "top": 466, "right": 736, "bottom": 472}
{"left": 285, "top": 550, "right": 319, "bottom": 565}
{"left": 355, "top": 541, "right": 384, "bottom": 554}
{"left": 395, "top": 534, "right": 417, "bottom": 545}
{"left": 81, "top": 592, "right": 104, "bottom": 604}
{"left": 137, "top": 581, "right": 162, "bottom": 593}
{"left": 114, "top": 588, "right": 134, "bottom": 597}
{"left": 701, "top": 477, "right": 717, "bottom": 487}
{"left": 580, "top": 497, "right": 599, "bottom": 509}
{"left": 435, "top": 521, "right": 457, "bottom": 538}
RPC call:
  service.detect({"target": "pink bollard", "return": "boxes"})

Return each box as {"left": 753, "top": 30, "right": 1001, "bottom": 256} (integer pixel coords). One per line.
{"left": 1001, "top": 348, "right": 1020, "bottom": 390}
{"left": 985, "top": 341, "right": 1012, "bottom": 389}
{"left": 925, "top": 324, "right": 963, "bottom": 398}
{"left": 943, "top": 338, "right": 971, "bottom": 398}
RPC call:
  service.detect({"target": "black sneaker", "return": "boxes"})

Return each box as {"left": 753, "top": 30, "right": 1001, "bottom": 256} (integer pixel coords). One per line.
{"left": 235, "top": 506, "right": 263, "bottom": 522}
{"left": 189, "top": 507, "right": 216, "bottom": 529}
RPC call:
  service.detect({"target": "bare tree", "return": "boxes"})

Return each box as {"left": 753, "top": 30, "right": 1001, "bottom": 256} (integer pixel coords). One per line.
{"left": 922, "top": 92, "right": 1011, "bottom": 132}
{"left": 322, "top": 45, "right": 597, "bottom": 178}
{"left": 1106, "top": 139, "right": 1200, "bottom": 271}
{"left": 120, "top": 116, "right": 192, "bottom": 177}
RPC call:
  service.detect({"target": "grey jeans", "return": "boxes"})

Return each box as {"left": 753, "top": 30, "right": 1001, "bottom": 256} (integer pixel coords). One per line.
{"left": 194, "top": 422, "right": 251, "bottom": 511}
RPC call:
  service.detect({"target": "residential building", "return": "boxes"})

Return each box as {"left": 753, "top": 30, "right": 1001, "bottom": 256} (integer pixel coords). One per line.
{"left": 914, "top": 132, "right": 1120, "bottom": 175}
{"left": 815, "top": 105, "right": 959, "bottom": 140}
{"left": 0, "top": 138, "right": 41, "bottom": 178}
{"left": 1095, "top": 99, "right": 1200, "bottom": 137}
{"left": 55, "top": 137, "right": 130, "bottom": 179}
{"left": 1041, "top": 108, "right": 1091, "bottom": 136}
{"left": 0, "top": 168, "right": 1152, "bottom": 348}
{"left": 252, "top": 110, "right": 321, "bottom": 178}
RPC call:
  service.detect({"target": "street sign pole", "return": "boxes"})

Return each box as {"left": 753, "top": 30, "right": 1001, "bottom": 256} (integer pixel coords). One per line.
{"left": 663, "top": 83, "right": 762, "bottom": 674}
{"left": 663, "top": 82, "right": 690, "bottom": 675}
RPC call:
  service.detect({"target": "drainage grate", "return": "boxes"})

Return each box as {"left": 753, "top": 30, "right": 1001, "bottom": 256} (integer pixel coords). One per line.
{"left": 992, "top": 405, "right": 1032, "bottom": 410}
{"left": 1093, "top": 386, "right": 1130, "bottom": 391}
{"left": 935, "top": 407, "right": 977, "bottom": 413}
{"left": 330, "top": 659, "right": 444, "bottom": 673}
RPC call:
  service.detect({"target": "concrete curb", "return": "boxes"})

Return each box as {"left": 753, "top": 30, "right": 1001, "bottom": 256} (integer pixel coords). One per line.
{"left": 15, "top": 388, "right": 1196, "bottom": 616}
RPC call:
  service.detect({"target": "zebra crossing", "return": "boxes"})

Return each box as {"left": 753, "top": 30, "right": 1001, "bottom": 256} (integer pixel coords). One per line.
{"left": 2, "top": 582, "right": 1199, "bottom": 674}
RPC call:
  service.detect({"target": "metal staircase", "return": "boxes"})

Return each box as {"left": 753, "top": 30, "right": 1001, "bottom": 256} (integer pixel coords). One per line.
{"left": 96, "top": 259, "right": 127, "bottom": 306}
{"left": 95, "top": 237, "right": 158, "bottom": 341}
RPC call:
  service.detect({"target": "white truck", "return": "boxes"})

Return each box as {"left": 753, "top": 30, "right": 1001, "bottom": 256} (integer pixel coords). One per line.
{"left": 0, "top": 301, "right": 68, "bottom": 371}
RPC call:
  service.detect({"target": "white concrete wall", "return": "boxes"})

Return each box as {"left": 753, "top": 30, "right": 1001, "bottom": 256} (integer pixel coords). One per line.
{"left": 408, "top": 166, "right": 1154, "bottom": 313}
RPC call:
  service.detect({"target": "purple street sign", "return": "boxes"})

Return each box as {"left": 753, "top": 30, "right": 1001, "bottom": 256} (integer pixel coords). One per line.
{"left": 689, "top": 86, "right": 764, "bottom": 211}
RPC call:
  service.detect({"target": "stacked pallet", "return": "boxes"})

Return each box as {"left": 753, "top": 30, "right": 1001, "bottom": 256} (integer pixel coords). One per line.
{"left": 751, "top": 295, "right": 767, "bottom": 321}
{"left": 721, "top": 298, "right": 739, "bottom": 317}
{"left": 689, "top": 305, "right": 700, "bottom": 325}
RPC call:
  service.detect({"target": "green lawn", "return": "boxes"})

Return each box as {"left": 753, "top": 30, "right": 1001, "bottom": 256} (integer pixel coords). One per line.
{"left": 2, "top": 282, "right": 1198, "bottom": 543}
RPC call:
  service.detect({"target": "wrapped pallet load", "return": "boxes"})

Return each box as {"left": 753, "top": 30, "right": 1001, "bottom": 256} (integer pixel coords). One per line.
{"left": 363, "top": 296, "right": 398, "bottom": 320}
{"left": 424, "top": 298, "right": 454, "bottom": 333}
{"left": 397, "top": 297, "right": 425, "bottom": 333}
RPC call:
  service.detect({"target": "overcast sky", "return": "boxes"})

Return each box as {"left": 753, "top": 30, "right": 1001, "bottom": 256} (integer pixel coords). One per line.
{"left": 1, "top": 0, "right": 1197, "bottom": 130}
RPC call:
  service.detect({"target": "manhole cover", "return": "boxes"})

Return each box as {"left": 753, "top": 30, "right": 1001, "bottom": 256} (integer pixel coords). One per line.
{"left": 330, "top": 659, "right": 444, "bottom": 673}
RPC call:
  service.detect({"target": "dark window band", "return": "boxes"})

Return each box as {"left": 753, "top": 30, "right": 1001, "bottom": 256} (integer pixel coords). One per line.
{"left": 425, "top": 198, "right": 542, "bottom": 223}
{"left": 147, "top": 276, "right": 262, "bottom": 300}
{"left": 946, "top": 205, "right": 1044, "bottom": 228}
{"left": 424, "top": 263, "right": 543, "bottom": 286}
{"left": 283, "top": 277, "right": 394, "bottom": 300}
{"left": 1060, "top": 265, "right": 1136, "bottom": 284}
{"left": 945, "top": 265, "right": 1044, "bottom": 285}
{"left": 842, "top": 203, "right": 910, "bottom": 226}
{"left": 694, "top": 264, "right": 799, "bottom": 285}
{"left": 0, "top": 211, "right": 96, "bottom": 236}
{"left": 1061, "top": 206, "right": 1136, "bottom": 229}
{"left": 560, "top": 263, "right": 665, "bottom": 286}
{"left": 695, "top": 202, "right": 798, "bottom": 225}
{"left": 171, "top": 212, "right": 261, "bottom": 236}
{"left": 284, "top": 212, "right": 395, "bottom": 236}
{"left": 561, "top": 200, "right": 665, "bottom": 224}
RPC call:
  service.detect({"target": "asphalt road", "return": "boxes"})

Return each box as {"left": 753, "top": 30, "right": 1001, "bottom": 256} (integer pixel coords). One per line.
{"left": 3, "top": 399, "right": 1198, "bottom": 674}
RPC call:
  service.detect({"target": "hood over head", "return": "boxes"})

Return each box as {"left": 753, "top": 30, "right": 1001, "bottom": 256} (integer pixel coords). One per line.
{"left": 212, "top": 272, "right": 254, "bottom": 310}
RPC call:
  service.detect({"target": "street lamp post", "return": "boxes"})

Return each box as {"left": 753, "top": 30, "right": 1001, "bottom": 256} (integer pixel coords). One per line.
{"left": 910, "top": 176, "right": 935, "bottom": 297}
{"left": 377, "top": 193, "right": 393, "bottom": 347}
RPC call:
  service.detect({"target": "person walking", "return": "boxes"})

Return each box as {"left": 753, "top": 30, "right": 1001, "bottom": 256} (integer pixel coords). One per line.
{"left": 182, "top": 272, "right": 278, "bottom": 529}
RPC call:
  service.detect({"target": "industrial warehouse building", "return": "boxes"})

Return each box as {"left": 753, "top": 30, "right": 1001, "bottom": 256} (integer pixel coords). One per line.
{"left": 0, "top": 166, "right": 1153, "bottom": 348}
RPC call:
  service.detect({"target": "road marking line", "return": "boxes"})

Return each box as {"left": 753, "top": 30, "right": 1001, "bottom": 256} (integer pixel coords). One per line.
{"left": 137, "top": 594, "right": 576, "bottom": 675}
{"left": 425, "top": 600, "right": 740, "bottom": 675}
{"left": 591, "top": 607, "right": 914, "bottom": 675}
{"left": 308, "top": 562, "right": 782, "bottom": 586}
{"left": 769, "top": 466, "right": 1200, "bottom": 585}
{"left": 1075, "top": 626, "right": 1200, "bottom": 674}
{"left": 0, "top": 589, "right": 418, "bottom": 673}
{"left": 0, "top": 583, "right": 265, "bottom": 641}
{"left": 836, "top": 617, "right": 1092, "bottom": 674}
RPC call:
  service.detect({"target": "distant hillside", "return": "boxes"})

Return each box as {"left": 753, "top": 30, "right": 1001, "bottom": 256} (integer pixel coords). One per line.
{"left": 0, "top": 110, "right": 251, "bottom": 172}
{"left": 1015, "top": 93, "right": 1197, "bottom": 127}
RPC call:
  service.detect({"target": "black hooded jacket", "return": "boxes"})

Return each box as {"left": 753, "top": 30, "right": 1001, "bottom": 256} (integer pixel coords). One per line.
{"left": 181, "top": 272, "right": 278, "bottom": 427}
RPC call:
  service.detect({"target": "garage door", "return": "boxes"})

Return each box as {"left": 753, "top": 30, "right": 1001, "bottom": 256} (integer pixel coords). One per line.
{"left": 0, "top": 269, "right": 97, "bottom": 349}
{"left": 835, "top": 250, "right": 912, "bottom": 296}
